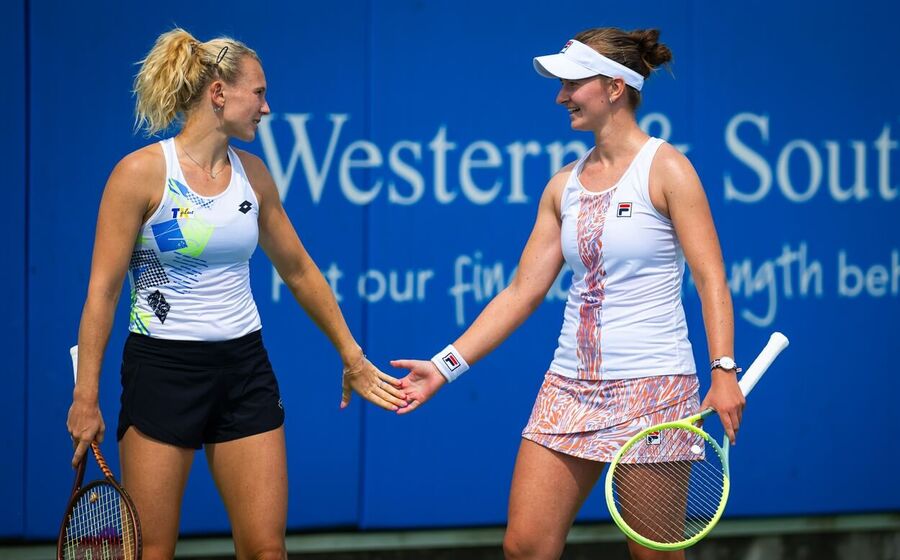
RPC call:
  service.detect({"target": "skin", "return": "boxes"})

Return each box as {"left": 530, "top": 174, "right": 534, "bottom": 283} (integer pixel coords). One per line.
{"left": 66, "top": 53, "right": 406, "bottom": 560}
{"left": 392, "top": 72, "right": 744, "bottom": 560}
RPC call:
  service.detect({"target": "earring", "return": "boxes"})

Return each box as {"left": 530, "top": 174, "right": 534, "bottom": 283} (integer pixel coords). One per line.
{"left": 214, "top": 105, "right": 223, "bottom": 113}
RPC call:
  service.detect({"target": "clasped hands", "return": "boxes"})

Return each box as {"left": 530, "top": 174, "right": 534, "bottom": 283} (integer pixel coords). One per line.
{"left": 341, "top": 355, "right": 447, "bottom": 414}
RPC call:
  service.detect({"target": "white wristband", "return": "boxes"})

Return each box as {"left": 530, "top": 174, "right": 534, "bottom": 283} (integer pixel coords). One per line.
{"left": 430, "top": 344, "right": 470, "bottom": 383}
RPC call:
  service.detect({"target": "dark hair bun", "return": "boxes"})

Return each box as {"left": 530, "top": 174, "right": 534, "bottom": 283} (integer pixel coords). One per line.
{"left": 629, "top": 29, "right": 673, "bottom": 71}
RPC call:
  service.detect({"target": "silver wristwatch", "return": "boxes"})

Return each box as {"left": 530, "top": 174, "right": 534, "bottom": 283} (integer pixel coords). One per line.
{"left": 710, "top": 356, "right": 742, "bottom": 373}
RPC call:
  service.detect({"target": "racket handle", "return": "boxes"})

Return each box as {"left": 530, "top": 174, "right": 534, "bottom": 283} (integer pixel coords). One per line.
{"left": 738, "top": 332, "right": 789, "bottom": 397}
{"left": 70, "top": 345, "right": 78, "bottom": 383}
{"left": 90, "top": 441, "right": 116, "bottom": 480}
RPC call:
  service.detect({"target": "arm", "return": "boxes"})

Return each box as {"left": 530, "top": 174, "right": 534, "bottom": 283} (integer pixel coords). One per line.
{"left": 67, "top": 147, "right": 162, "bottom": 467}
{"left": 239, "top": 151, "right": 406, "bottom": 411}
{"left": 392, "top": 168, "right": 569, "bottom": 413}
{"left": 450, "top": 174, "right": 567, "bottom": 363}
{"left": 651, "top": 143, "right": 744, "bottom": 444}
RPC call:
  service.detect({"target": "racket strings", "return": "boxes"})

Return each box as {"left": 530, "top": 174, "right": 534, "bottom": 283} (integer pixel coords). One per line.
{"left": 614, "top": 468, "right": 720, "bottom": 542}
{"left": 614, "top": 473, "right": 710, "bottom": 542}
{"left": 63, "top": 483, "right": 136, "bottom": 559}
{"left": 616, "top": 461, "right": 723, "bottom": 521}
{"left": 611, "top": 427, "right": 726, "bottom": 544}
{"left": 617, "top": 460, "right": 724, "bottom": 522}
{"left": 614, "top": 455, "right": 723, "bottom": 541}
{"left": 626, "top": 459, "right": 725, "bottom": 516}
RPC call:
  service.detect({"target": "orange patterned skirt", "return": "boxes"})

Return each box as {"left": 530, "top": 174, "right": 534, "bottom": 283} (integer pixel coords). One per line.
{"left": 522, "top": 372, "right": 699, "bottom": 462}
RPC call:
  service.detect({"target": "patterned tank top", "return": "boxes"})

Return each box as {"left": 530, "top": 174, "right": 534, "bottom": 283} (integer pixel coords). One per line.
{"left": 548, "top": 137, "right": 696, "bottom": 380}
{"left": 127, "top": 138, "right": 262, "bottom": 341}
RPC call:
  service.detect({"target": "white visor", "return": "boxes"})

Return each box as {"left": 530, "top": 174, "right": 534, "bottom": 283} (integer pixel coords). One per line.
{"left": 533, "top": 39, "right": 644, "bottom": 91}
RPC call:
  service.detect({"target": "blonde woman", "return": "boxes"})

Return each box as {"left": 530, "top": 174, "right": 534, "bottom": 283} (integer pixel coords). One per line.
{"left": 65, "top": 28, "right": 407, "bottom": 559}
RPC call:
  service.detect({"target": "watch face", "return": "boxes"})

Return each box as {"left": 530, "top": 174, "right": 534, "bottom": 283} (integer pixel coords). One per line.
{"left": 719, "top": 357, "right": 736, "bottom": 370}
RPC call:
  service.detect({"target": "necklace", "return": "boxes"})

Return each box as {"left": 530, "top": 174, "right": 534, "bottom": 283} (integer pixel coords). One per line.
{"left": 181, "top": 144, "right": 228, "bottom": 179}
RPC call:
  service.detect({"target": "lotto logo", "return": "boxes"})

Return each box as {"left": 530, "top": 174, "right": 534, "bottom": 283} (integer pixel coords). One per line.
{"left": 442, "top": 353, "right": 461, "bottom": 371}
{"left": 617, "top": 202, "right": 633, "bottom": 218}
{"left": 646, "top": 431, "right": 661, "bottom": 445}
{"left": 238, "top": 200, "right": 253, "bottom": 214}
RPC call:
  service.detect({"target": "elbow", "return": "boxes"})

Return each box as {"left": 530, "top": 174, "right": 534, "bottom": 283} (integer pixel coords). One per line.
{"left": 86, "top": 279, "right": 124, "bottom": 304}
{"left": 83, "top": 285, "right": 122, "bottom": 314}
{"left": 525, "top": 291, "right": 545, "bottom": 313}
{"left": 506, "top": 281, "right": 545, "bottom": 314}
{"left": 691, "top": 263, "right": 727, "bottom": 293}
{"left": 693, "top": 272, "right": 730, "bottom": 300}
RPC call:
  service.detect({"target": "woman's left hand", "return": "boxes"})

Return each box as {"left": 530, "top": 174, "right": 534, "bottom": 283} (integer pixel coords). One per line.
{"left": 340, "top": 355, "right": 408, "bottom": 411}
{"left": 699, "top": 370, "right": 746, "bottom": 445}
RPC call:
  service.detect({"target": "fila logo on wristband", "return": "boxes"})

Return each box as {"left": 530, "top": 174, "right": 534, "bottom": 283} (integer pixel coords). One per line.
{"left": 442, "top": 353, "right": 461, "bottom": 370}
{"left": 431, "top": 344, "right": 470, "bottom": 383}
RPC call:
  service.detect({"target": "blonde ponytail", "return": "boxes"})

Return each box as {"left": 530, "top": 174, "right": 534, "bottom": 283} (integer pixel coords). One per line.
{"left": 132, "top": 27, "right": 259, "bottom": 136}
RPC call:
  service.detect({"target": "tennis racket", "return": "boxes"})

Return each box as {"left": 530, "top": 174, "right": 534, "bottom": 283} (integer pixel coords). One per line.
{"left": 604, "top": 332, "right": 789, "bottom": 551}
{"left": 58, "top": 345, "right": 142, "bottom": 560}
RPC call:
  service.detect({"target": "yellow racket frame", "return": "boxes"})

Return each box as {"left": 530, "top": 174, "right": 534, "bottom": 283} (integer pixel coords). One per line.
{"left": 603, "top": 410, "right": 730, "bottom": 550}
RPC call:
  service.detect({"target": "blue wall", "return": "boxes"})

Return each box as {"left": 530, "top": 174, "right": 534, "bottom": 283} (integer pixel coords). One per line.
{"left": 2, "top": 0, "right": 26, "bottom": 539}
{"left": 6, "top": 0, "right": 899, "bottom": 539}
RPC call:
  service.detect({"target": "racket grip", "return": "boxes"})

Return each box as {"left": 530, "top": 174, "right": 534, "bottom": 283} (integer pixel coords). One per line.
{"left": 70, "top": 345, "right": 78, "bottom": 383}
{"left": 738, "top": 332, "right": 789, "bottom": 397}
{"left": 90, "top": 442, "right": 115, "bottom": 480}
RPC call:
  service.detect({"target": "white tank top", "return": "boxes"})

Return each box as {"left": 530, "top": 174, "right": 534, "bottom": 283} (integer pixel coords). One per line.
{"left": 548, "top": 137, "right": 696, "bottom": 380}
{"left": 127, "top": 138, "right": 262, "bottom": 341}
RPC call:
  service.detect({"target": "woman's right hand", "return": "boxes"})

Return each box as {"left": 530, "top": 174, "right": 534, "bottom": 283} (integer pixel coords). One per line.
{"left": 340, "top": 354, "right": 408, "bottom": 411}
{"left": 390, "top": 359, "right": 447, "bottom": 415}
{"left": 66, "top": 395, "right": 105, "bottom": 468}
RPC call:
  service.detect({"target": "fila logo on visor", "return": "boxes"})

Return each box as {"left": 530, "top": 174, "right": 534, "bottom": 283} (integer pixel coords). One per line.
{"left": 617, "top": 202, "right": 633, "bottom": 218}
{"left": 561, "top": 40, "right": 573, "bottom": 53}
{"left": 442, "top": 353, "right": 461, "bottom": 371}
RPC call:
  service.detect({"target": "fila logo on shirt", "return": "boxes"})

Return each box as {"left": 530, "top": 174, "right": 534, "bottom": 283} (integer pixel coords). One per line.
{"left": 616, "top": 202, "right": 633, "bottom": 218}
{"left": 442, "top": 352, "right": 461, "bottom": 371}
{"left": 171, "top": 207, "right": 194, "bottom": 219}
{"left": 646, "top": 431, "right": 661, "bottom": 445}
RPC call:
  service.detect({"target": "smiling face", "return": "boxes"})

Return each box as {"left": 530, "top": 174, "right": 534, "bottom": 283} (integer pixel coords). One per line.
{"left": 556, "top": 76, "right": 615, "bottom": 130}
{"left": 218, "top": 56, "right": 270, "bottom": 142}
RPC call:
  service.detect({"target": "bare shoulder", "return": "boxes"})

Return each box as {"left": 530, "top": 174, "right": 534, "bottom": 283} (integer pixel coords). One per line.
{"left": 550, "top": 160, "right": 577, "bottom": 185}
{"left": 232, "top": 147, "right": 266, "bottom": 173}
{"left": 650, "top": 142, "right": 702, "bottom": 192}
{"left": 232, "top": 148, "right": 273, "bottom": 184}
{"left": 107, "top": 143, "right": 165, "bottom": 198}
{"left": 542, "top": 160, "right": 576, "bottom": 208}
{"left": 232, "top": 147, "right": 278, "bottom": 204}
